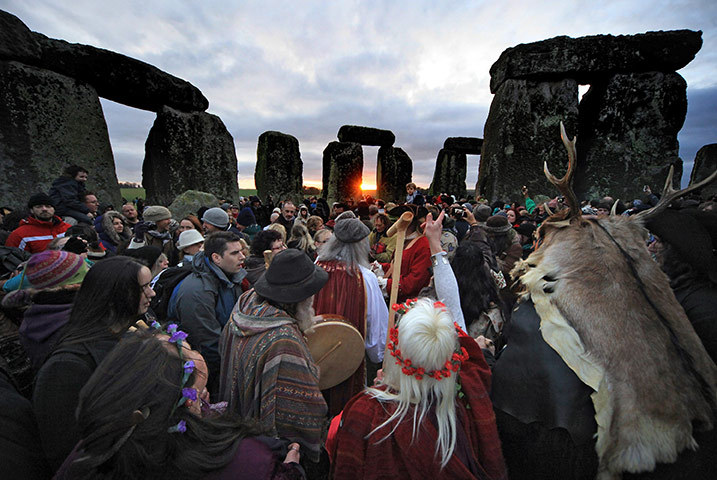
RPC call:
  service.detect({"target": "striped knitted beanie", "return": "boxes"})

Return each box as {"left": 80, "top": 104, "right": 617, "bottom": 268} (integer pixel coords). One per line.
{"left": 26, "top": 250, "right": 88, "bottom": 289}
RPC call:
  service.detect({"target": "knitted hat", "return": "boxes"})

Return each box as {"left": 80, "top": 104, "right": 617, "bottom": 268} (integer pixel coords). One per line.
{"left": 28, "top": 192, "right": 55, "bottom": 209}
{"left": 26, "top": 250, "right": 88, "bottom": 289}
{"left": 143, "top": 206, "right": 171, "bottom": 223}
{"left": 484, "top": 215, "right": 512, "bottom": 234}
{"left": 201, "top": 207, "right": 229, "bottom": 228}
{"left": 176, "top": 229, "right": 204, "bottom": 251}
{"left": 236, "top": 207, "right": 256, "bottom": 227}
{"left": 334, "top": 214, "right": 370, "bottom": 243}
{"left": 473, "top": 204, "right": 492, "bottom": 222}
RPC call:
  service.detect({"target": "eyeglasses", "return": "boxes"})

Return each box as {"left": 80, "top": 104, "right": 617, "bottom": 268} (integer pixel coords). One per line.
{"left": 139, "top": 281, "right": 154, "bottom": 295}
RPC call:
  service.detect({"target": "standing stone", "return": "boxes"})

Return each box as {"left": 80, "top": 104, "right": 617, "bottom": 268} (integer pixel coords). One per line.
{"left": 377, "top": 146, "right": 413, "bottom": 202}
{"left": 444, "top": 137, "right": 483, "bottom": 155}
{"left": 322, "top": 142, "right": 363, "bottom": 205}
{"left": 0, "top": 60, "right": 120, "bottom": 210}
{"left": 337, "top": 125, "right": 395, "bottom": 146}
{"left": 143, "top": 106, "right": 239, "bottom": 206}
{"left": 430, "top": 149, "right": 467, "bottom": 198}
{"left": 576, "top": 72, "right": 686, "bottom": 201}
{"left": 255, "top": 131, "right": 303, "bottom": 205}
{"left": 478, "top": 78, "right": 579, "bottom": 202}
{"left": 688, "top": 144, "right": 717, "bottom": 200}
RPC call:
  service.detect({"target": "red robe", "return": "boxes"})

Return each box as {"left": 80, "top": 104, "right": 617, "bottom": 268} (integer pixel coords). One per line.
{"left": 383, "top": 235, "right": 432, "bottom": 303}
{"left": 313, "top": 260, "right": 367, "bottom": 416}
{"left": 330, "top": 334, "right": 508, "bottom": 480}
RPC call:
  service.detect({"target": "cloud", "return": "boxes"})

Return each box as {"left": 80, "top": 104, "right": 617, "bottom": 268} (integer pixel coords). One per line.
{"left": 3, "top": 0, "right": 716, "bottom": 191}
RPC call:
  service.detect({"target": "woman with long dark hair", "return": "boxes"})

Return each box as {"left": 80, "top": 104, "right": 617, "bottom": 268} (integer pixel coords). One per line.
{"left": 451, "top": 241, "right": 506, "bottom": 352}
{"left": 32, "top": 256, "right": 156, "bottom": 470}
{"left": 55, "top": 332, "right": 304, "bottom": 479}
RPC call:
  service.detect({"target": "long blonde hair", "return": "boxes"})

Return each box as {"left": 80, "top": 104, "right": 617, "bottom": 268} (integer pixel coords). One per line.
{"left": 367, "top": 298, "right": 459, "bottom": 468}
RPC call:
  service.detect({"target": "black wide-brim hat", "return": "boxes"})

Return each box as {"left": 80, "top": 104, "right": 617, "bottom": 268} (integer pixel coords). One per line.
{"left": 254, "top": 248, "right": 329, "bottom": 304}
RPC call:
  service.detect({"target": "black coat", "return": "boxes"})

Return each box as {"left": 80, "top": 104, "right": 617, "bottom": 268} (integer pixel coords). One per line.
{"left": 674, "top": 281, "right": 717, "bottom": 364}
{"left": 0, "top": 370, "right": 51, "bottom": 479}
{"left": 32, "top": 338, "right": 117, "bottom": 471}
{"left": 48, "top": 176, "right": 88, "bottom": 216}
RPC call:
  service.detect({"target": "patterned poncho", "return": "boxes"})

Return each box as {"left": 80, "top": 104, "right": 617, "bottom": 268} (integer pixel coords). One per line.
{"left": 218, "top": 289, "right": 328, "bottom": 462}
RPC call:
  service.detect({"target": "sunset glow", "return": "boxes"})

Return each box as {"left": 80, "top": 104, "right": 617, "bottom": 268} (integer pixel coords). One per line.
{"left": 361, "top": 183, "right": 377, "bottom": 191}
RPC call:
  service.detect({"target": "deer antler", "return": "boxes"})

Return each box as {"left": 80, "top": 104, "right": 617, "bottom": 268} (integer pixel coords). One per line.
{"left": 543, "top": 122, "right": 580, "bottom": 218}
{"left": 634, "top": 166, "right": 717, "bottom": 223}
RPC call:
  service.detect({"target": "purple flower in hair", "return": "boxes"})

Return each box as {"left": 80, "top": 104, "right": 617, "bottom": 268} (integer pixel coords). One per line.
{"left": 151, "top": 321, "right": 161, "bottom": 330}
{"left": 182, "top": 388, "right": 198, "bottom": 401}
{"left": 183, "top": 360, "right": 195, "bottom": 373}
{"left": 168, "top": 420, "right": 187, "bottom": 433}
{"left": 167, "top": 323, "right": 178, "bottom": 334}
{"left": 169, "top": 330, "right": 188, "bottom": 344}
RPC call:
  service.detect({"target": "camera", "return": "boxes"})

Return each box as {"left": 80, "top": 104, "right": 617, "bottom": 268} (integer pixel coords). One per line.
{"left": 452, "top": 207, "right": 464, "bottom": 219}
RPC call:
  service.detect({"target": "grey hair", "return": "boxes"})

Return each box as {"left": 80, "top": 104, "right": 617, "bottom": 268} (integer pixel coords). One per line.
{"left": 317, "top": 234, "right": 370, "bottom": 271}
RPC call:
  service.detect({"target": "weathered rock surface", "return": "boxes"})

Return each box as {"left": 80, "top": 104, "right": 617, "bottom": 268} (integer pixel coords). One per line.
{"left": 0, "top": 10, "right": 40, "bottom": 63}
{"left": 576, "top": 72, "right": 685, "bottom": 201}
{"left": 0, "top": 60, "right": 121, "bottom": 210}
{"left": 168, "top": 190, "right": 219, "bottom": 220}
{"left": 688, "top": 144, "right": 717, "bottom": 200}
{"left": 478, "top": 78, "right": 579, "bottom": 202}
{"left": 337, "top": 125, "right": 395, "bottom": 146}
{"left": 0, "top": 9, "right": 207, "bottom": 113}
{"left": 443, "top": 137, "right": 483, "bottom": 155}
{"left": 322, "top": 142, "right": 363, "bottom": 205}
{"left": 143, "top": 106, "right": 239, "bottom": 206}
{"left": 255, "top": 131, "right": 303, "bottom": 205}
{"left": 490, "top": 30, "right": 702, "bottom": 93}
{"left": 377, "top": 146, "right": 413, "bottom": 202}
{"left": 32, "top": 34, "right": 208, "bottom": 113}
{"left": 430, "top": 149, "right": 468, "bottom": 198}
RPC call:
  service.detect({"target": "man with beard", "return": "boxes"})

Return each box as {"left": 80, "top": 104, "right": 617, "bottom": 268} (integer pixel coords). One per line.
{"left": 219, "top": 248, "right": 328, "bottom": 463}
{"left": 314, "top": 211, "right": 389, "bottom": 416}
{"left": 6, "top": 193, "right": 71, "bottom": 254}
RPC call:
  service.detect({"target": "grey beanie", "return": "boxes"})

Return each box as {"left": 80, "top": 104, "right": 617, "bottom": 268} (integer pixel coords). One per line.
{"left": 334, "top": 215, "right": 370, "bottom": 243}
{"left": 473, "top": 204, "right": 492, "bottom": 222}
{"left": 202, "top": 207, "right": 229, "bottom": 228}
{"left": 143, "top": 206, "right": 172, "bottom": 223}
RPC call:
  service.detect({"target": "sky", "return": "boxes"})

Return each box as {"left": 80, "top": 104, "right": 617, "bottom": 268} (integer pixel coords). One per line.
{"left": 3, "top": 0, "right": 716, "bottom": 190}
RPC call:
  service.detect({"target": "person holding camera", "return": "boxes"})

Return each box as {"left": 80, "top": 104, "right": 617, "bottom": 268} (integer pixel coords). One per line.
{"left": 127, "top": 206, "right": 178, "bottom": 267}
{"left": 449, "top": 203, "right": 471, "bottom": 241}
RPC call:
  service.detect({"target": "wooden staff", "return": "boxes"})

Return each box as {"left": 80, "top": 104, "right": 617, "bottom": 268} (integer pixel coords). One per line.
{"left": 383, "top": 211, "right": 413, "bottom": 360}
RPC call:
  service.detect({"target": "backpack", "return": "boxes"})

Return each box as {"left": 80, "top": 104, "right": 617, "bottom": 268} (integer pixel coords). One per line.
{"left": 0, "top": 246, "right": 31, "bottom": 279}
{"left": 149, "top": 266, "right": 192, "bottom": 321}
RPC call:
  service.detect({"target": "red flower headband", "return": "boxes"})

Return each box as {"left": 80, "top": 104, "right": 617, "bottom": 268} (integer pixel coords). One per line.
{"left": 388, "top": 299, "right": 469, "bottom": 381}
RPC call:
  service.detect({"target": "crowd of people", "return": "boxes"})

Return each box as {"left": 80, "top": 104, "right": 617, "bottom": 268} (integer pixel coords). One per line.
{"left": 0, "top": 163, "right": 715, "bottom": 479}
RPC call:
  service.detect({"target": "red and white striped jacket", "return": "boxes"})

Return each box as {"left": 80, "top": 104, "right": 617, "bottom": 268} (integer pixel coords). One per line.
{"left": 6, "top": 216, "right": 71, "bottom": 254}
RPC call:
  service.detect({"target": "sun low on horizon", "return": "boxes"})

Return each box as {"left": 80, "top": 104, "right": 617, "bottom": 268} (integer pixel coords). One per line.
{"left": 360, "top": 183, "right": 377, "bottom": 191}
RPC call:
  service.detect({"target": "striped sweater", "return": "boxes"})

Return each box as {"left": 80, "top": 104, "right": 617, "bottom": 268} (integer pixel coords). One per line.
{"left": 218, "top": 290, "right": 327, "bottom": 462}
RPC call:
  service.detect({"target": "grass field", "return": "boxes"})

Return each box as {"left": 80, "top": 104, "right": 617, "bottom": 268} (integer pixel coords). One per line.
{"left": 120, "top": 188, "right": 258, "bottom": 202}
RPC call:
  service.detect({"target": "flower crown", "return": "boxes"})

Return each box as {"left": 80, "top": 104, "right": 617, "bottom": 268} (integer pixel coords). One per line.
{"left": 151, "top": 321, "right": 196, "bottom": 433}
{"left": 388, "top": 299, "right": 469, "bottom": 381}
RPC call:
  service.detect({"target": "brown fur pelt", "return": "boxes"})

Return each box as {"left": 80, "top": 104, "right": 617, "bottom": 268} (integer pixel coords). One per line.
{"left": 511, "top": 214, "right": 717, "bottom": 479}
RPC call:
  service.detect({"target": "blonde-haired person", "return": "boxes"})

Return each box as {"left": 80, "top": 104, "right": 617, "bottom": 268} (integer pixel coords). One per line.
{"left": 287, "top": 224, "right": 316, "bottom": 259}
{"left": 329, "top": 212, "right": 507, "bottom": 479}
{"left": 266, "top": 223, "right": 286, "bottom": 244}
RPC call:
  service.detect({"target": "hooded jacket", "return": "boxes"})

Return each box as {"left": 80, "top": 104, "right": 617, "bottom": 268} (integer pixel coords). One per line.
{"left": 94, "top": 212, "right": 131, "bottom": 253}
{"left": 218, "top": 290, "right": 327, "bottom": 462}
{"left": 2, "top": 285, "right": 80, "bottom": 372}
{"left": 171, "top": 251, "right": 246, "bottom": 393}
{"left": 6, "top": 216, "right": 71, "bottom": 254}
